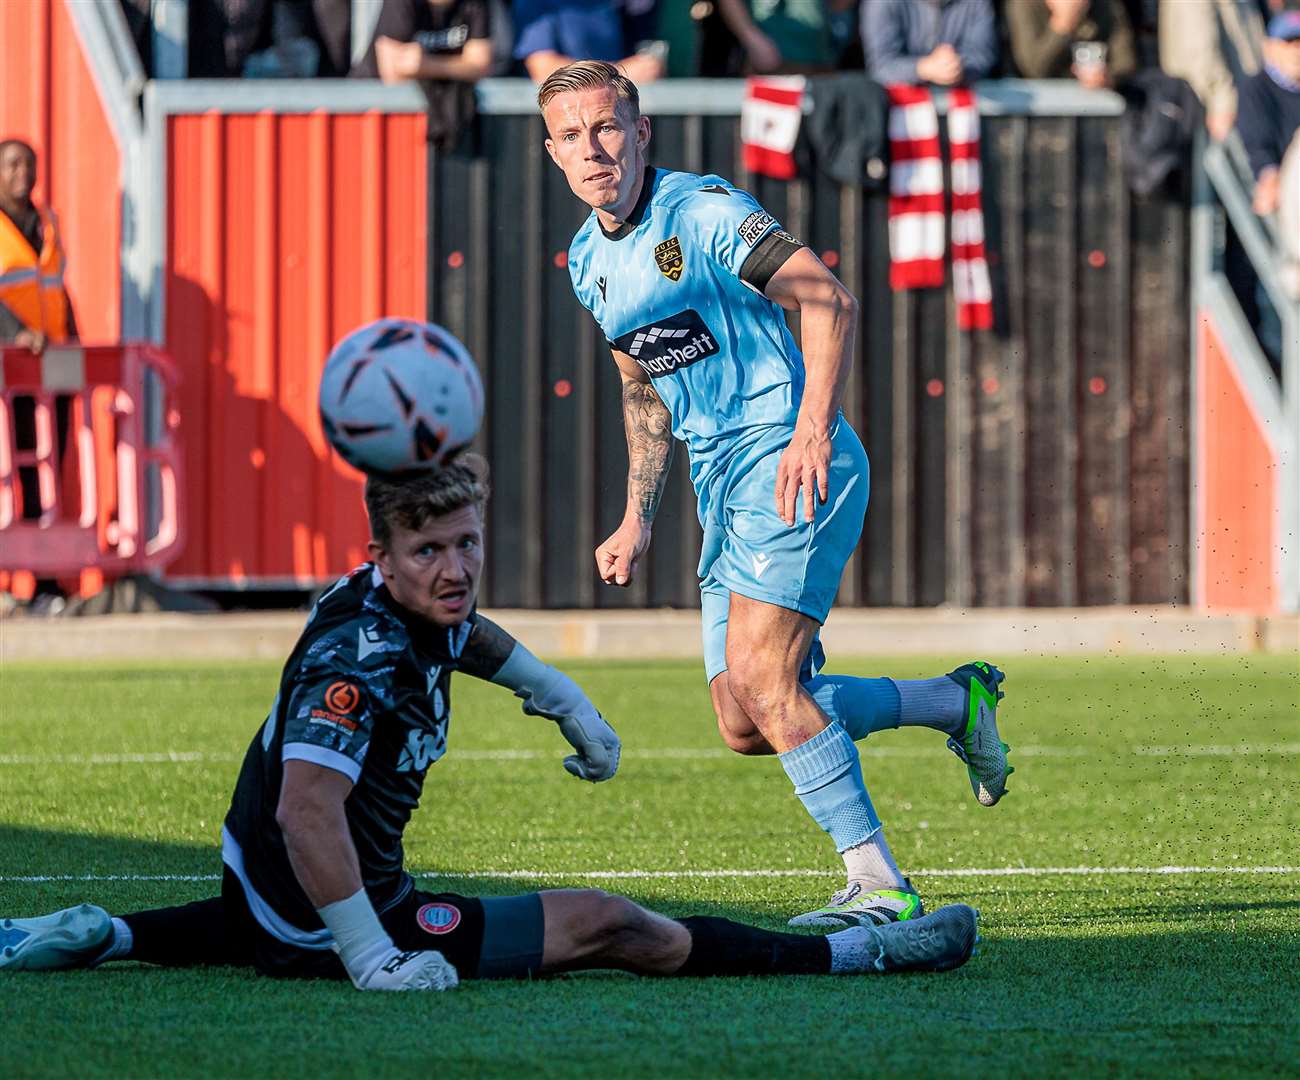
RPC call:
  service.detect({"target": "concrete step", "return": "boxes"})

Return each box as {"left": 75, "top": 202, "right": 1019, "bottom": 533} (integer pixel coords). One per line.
{"left": 2, "top": 607, "right": 1296, "bottom": 663}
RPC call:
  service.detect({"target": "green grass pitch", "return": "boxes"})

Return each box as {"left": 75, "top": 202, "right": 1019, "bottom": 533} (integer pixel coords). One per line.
{"left": 1, "top": 654, "right": 1297, "bottom": 1077}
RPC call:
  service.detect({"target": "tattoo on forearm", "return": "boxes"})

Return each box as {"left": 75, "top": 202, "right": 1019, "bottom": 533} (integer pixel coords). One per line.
{"left": 459, "top": 616, "right": 519, "bottom": 681}
{"left": 622, "top": 379, "right": 673, "bottom": 522}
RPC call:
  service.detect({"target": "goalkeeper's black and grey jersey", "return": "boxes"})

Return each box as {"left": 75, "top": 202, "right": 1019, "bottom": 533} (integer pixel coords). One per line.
{"left": 222, "top": 564, "right": 508, "bottom": 948}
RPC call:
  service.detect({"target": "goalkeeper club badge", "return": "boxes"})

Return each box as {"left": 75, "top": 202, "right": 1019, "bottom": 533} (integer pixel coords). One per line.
{"left": 654, "top": 236, "right": 684, "bottom": 281}
{"left": 416, "top": 902, "right": 462, "bottom": 936}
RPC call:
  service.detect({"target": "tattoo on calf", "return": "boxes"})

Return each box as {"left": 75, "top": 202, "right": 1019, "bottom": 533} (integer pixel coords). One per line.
{"left": 622, "top": 380, "right": 673, "bottom": 522}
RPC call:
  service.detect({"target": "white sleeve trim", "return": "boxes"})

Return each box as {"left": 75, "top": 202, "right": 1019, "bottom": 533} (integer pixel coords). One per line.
{"left": 282, "top": 742, "right": 363, "bottom": 783}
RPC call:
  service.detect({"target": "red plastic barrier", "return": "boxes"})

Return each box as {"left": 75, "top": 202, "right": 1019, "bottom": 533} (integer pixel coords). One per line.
{"left": 0, "top": 344, "right": 184, "bottom": 594}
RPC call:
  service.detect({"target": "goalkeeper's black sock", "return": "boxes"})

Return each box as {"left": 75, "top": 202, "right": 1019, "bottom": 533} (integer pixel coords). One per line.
{"left": 121, "top": 897, "right": 244, "bottom": 967}
{"left": 674, "top": 916, "right": 831, "bottom": 977}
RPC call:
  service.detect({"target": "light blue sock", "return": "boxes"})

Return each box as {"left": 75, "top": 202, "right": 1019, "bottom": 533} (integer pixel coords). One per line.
{"left": 777, "top": 724, "right": 881, "bottom": 853}
{"left": 803, "top": 675, "right": 901, "bottom": 741}
{"left": 892, "top": 677, "right": 966, "bottom": 737}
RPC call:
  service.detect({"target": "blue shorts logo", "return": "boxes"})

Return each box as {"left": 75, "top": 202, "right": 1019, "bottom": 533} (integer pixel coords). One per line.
{"left": 416, "top": 902, "right": 462, "bottom": 935}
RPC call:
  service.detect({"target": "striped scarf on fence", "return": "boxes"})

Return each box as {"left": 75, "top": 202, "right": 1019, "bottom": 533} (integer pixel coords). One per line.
{"left": 886, "top": 84, "right": 993, "bottom": 331}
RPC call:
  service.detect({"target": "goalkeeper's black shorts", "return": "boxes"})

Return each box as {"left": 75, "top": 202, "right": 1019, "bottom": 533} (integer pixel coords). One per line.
{"left": 122, "top": 869, "right": 545, "bottom": 980}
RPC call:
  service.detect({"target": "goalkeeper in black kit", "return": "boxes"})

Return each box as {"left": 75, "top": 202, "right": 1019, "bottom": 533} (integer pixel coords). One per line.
{"left": 0, "top": 459, "right": 978, "bottom": 989}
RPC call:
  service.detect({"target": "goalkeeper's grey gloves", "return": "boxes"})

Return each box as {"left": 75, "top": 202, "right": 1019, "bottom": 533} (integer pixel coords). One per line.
{"left": 318, "top": 889, "right": 458, "bottom": 992}
{"left": 527, "top": 697, "right": 621, "bottom": 782}
{"left": 492, "top": 643, "right": 621, "bottom": 782}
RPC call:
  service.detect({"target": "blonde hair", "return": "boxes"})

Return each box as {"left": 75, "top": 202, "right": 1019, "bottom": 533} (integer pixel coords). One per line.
{"left": 536, "top": 60, "right": 641, "bottom": 119}
{"left": 365, "top": 454, "right": 490, "bottom": 548}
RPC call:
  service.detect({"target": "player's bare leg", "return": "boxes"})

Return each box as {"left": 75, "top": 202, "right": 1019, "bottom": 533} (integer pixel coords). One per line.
{"left": 539, "top": 890, "right": 691, "bottom": 974}
{"left": 534, "top": 889, "right": 978, "bottom": 977}
{"left": 710, "top": 671, "right": 776, "bottom": 755}
{"left": 722, "top": 593, "right": 923, "bottom": 929}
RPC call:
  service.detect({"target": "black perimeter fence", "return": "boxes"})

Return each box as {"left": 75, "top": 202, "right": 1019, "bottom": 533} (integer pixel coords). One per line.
{"left": 425, "top": 107, "right": 1190, "bottom": 610}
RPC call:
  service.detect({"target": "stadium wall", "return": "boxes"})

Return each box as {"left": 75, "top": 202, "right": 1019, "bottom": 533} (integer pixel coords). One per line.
{"left": 161, "top": 107, "right": 428, "bottom": 582}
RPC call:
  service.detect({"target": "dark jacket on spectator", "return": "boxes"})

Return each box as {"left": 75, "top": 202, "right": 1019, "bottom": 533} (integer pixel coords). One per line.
{"left": 1236, "top": 67, "right": 1300, "bottom": 178}
{"left": 1007, "top": 0, "right": 1137, "bottom": 83}
{"left": 1119, "top": 70, "right": 1203, "bottom": 195}
{"left": 804, "top": 74, "right": 890, "bottom": 188}
{"left": 862, "top": 0, "right": 999, "bottom": 84}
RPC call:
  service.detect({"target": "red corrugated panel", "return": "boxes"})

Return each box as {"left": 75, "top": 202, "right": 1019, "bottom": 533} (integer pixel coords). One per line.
{"left": 1197, "top": 313, "right": 1278, "bottom": 612}
{"left": 0, "top": 0, "right": 121, "bottom": 342}
{"left": 166, "top": 111, "right": 427, "bottom": 582}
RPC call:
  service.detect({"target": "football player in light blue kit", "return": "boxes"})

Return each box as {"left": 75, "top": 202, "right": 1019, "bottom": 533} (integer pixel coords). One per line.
{"left": 539, "top": 62, "right": 1013, "bottom": 927}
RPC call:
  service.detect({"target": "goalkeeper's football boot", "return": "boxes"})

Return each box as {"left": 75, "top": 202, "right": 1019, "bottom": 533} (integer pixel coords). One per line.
{"left": 945, "top": 661, "right": 1013, "bottom": 807}
{"left": 828, "top": 904, "right": 980, "bottom": 974}
{"left": 0, "top": 904, "right": 112, "bottom": 971}
{"left": 788, "top": 878, "right": 924, "bottom": 930}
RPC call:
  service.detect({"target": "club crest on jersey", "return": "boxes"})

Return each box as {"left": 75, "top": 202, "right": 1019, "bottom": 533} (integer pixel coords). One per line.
{"left": 654, "top": 236, "right": 684, "bottom": 282}
{"left": 416, "top": 902, "right": 462, "bottom": 935}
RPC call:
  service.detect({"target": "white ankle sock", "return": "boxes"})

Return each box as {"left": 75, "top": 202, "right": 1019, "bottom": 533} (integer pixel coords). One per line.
{"left": 827, "top": 927, "right": 886, "bottom": 974}
{"left": 841, "top": 827, "right": 908, "bottom": 890}
{"left": 94, "top": 917, "right": 133, "bottom": 963}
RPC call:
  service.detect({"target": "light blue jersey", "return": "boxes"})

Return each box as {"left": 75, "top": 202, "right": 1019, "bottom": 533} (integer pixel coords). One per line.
{"left": 568, "top": 167, "right": 806, "bottom": 499}
{"left": 568, "top": 167, "right": 869, "bottom": 680}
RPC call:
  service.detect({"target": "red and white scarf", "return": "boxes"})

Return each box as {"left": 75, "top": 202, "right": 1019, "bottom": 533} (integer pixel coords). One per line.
{"left": 740, "top": 76, "right": 806, "bottom": 181}
{"left": 886, "top": 85, "right": 992, "bottom": 331}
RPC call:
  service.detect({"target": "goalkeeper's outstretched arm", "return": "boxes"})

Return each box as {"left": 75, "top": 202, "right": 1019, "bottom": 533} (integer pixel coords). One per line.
{"left": 461, "top": 615, "right": 621, "bottom": 782}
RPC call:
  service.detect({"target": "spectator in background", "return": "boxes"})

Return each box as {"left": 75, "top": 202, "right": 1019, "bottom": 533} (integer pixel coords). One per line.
{"left": 1159, "top": 0, "right": 1264, "bottom": 141}
{"left": 188, "top": 0, "right": 351, "bottom": 77}
{"left": 1007, "top": 0, "right": 1136, "bottom": 88}
{"left": 715, "top": 0, "right": 852, "bottom": 74}
{"left": 1278, "top": 129, "right": 1300, "bottom": 296}
{"left": 352, "top": 0, "right": 496, "bottom": 150}
{"left": 352, "top": 0, "right": 494, "bottom": 84}
{"left": 1238, "top": 10, "right": 1300, "bottom": 215}
{"left": 513, "top": 0, "right": 667, "bottom": 83}
{"left": 863, "top": 0, "right": 999, "bottom": 86}
{"left": 0, "top": 139, "right": 77, "bottom": 601}
{"left": 0, "top": 140, "right": 76, "bottom": 352}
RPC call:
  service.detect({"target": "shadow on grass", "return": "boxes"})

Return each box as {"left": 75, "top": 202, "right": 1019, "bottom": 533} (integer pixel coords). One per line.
{"left": 0, "top": 824, "right": 825, "bottom": 953}
{"left": 5, "top": 825, "right": 1298, "bottom": 1002}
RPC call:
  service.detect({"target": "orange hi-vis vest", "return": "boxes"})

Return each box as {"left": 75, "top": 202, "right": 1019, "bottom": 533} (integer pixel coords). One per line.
{"left": 0, "top": 203, "right": 70, "bottom": 342}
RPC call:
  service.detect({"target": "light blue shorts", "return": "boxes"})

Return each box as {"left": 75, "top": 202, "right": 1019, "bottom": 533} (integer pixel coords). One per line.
{"left": 699, "top": 418, "right": 869, "bottom": 682}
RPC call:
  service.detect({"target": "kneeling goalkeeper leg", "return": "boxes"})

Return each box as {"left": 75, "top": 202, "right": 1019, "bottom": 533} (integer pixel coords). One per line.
{"left": 534, "top": 890, "right": 977, "bottom": 978}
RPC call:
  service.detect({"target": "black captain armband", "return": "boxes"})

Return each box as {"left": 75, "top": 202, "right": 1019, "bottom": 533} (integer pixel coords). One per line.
{"left": 739, "top": 228, "right": 806, "bottom": 293}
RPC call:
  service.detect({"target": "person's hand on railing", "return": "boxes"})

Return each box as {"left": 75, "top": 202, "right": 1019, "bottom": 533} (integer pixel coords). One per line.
{"left": 13, "top": 329, "right": 45, "bottom": 355}
{"left": 1207, "top": 110, "right": 1236, "bottom": 144}
{"left": 917, "top": 44, "right": 964, "bottom": 86}
{"left": 1253, "top": 167, "right": 1281, "bottom": 216}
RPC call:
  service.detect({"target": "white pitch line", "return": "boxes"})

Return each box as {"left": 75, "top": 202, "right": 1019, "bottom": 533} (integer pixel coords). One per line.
{"left": 2, "top": 744, "right": 1298, "bottom": 766}
{"left": 3, "top": 865, "right": 1297, "bottom": 884}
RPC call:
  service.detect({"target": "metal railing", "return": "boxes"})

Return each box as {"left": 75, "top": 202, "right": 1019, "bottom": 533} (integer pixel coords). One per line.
{"left": 1193, "top": 133, "right": 1300, "bottom": 612}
